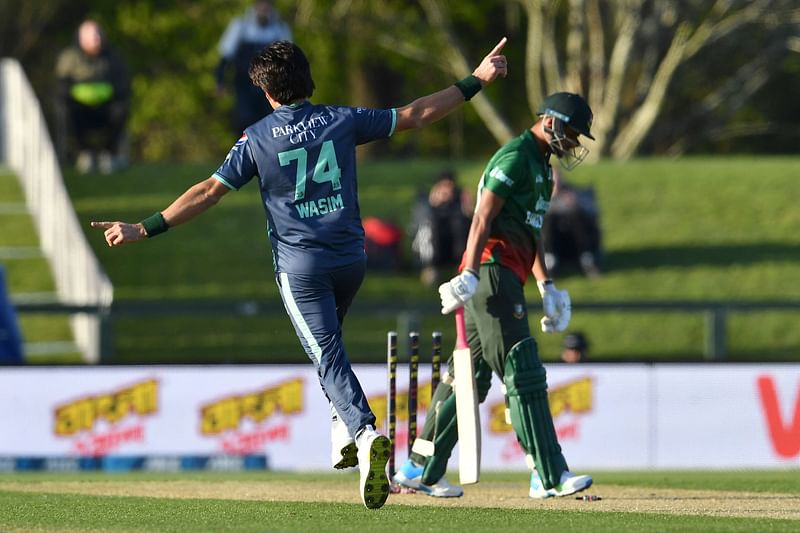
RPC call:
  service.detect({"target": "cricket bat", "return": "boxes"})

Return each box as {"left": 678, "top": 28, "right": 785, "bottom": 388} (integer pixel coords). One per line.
{"left": 453, "top": 308, "right": 481, "bottom": 484}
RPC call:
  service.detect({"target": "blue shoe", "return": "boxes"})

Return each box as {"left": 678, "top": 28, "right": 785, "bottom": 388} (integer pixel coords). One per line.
{"left": 529, "top": 470, "right": 555, "bottom": 499}
{"left": 392, "top": 458, "right": 424, "bottom": 490}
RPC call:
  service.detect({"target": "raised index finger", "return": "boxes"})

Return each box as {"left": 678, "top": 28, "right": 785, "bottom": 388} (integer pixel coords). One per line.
{"left": 90, "top": 221, "right": 115, "bottom": 229}
{"left": 488, "top": 37, "right": 508, "bottom": 57}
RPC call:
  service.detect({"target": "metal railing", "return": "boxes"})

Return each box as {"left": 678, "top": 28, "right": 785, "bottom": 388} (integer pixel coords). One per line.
{"left": 0, "top": 58, "right": 113, "bottom": 363}
{"left": 12, "top": 299, "right": 800, "bottom": 363}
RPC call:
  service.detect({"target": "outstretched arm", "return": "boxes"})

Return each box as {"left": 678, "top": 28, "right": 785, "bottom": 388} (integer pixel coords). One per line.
{"left": 394, "top": 37, "right": 508, "bottom": 133}
{"left": 91, "top": 177, "right": 230, "bottom": 247}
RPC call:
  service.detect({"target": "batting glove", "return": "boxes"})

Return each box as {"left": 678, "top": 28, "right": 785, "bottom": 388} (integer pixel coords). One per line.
{"left": 537, "top": 279, "right": 571, "bottom": 333}
{"left": 439, "top": 269, "right": 480, "bottom": 314}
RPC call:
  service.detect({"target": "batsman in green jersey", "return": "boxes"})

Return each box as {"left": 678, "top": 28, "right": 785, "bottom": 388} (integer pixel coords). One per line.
{"left": 394, "top": 92, "right": 595, "bottom": 499}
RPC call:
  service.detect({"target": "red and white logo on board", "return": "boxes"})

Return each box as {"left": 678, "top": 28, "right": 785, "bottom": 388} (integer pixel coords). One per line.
{"left": 757, "top": 374, "right": 800, "bottom": 459}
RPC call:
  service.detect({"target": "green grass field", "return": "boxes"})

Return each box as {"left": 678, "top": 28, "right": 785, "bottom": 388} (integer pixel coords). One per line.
{"left": 1, "top": 470, "right": 798, "bottom": 532}
{"left": 3, "top": 156, "right": 800, "bottom": 364}
{"left": 0, "top": 167, "right": 82, "bottom": 363}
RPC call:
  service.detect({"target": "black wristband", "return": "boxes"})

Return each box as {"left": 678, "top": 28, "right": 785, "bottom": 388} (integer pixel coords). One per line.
{"left": 454, "top": 75, "right": 482, "bottom": 101}
{"left": 140, "top": 212, "right": 168, "bottom": 238}
{"left": 464, "top": 267, "right": 480, "bottom": 279}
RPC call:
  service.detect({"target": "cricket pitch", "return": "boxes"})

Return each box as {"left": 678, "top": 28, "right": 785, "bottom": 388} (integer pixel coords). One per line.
{"left": 1, "top": 478, "right": 798, "bottom": 520}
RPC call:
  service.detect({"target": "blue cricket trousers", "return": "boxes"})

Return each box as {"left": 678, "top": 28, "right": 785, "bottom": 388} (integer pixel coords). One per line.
{"left": 276, "top": 258, "right": 376, "bottom": 438}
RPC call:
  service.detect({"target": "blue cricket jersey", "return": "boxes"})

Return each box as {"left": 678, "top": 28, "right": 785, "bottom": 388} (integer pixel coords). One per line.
{"left": 213, "top": 101, "right": 397, "bottom": 274}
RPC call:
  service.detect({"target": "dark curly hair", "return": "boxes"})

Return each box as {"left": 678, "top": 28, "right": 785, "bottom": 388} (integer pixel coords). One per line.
{"left": 249, "top": 41, "right": 315, "bottom": 104}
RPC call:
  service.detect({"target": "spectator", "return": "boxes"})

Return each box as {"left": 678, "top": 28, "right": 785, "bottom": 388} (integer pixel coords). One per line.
{"left": 0, "top": 266, "right": 24, "bottom": 364}
{"left": 410, "top": 170, "right": 472, "bottom": 286}
{"left": 561, "top": 331, "right": 589, "bottom": 363}
{"left": 55, "top": 19, "right": 131, "bottom": 174}
{"left": 216, "top": 0, "right": 292, "bottom": 135}
{"left": 542, "top": 169, "right": 603, "bottom": 278}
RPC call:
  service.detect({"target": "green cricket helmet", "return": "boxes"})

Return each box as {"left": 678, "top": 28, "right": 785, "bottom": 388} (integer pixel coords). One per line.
{"left": 537, "top": 92, "right": 594, "bottom": 170}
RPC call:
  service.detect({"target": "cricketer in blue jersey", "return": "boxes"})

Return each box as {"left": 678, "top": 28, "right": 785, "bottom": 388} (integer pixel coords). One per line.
{"left": 92, "top": 38, "right": 508, "bottom": 509}
{"left": 214, "top": 104, "right": 395, "bottom": 274}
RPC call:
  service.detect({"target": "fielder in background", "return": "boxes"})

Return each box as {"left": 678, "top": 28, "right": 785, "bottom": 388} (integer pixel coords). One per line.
{"left": 91, "top": 38, "right": 508, "bottom": 510}
{"left": 394, "top": 92, "right": 595, "bottom": 499}
{"left": 215, "top": 0, "right": 292, "bottom": 135}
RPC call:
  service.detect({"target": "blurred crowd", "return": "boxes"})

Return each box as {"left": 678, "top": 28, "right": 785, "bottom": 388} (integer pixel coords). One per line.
{"left": 55, "top": 19, "right": 131, "bottom": 174}
{"left": 55, "top": 0, "right": 292, "bottom": 175}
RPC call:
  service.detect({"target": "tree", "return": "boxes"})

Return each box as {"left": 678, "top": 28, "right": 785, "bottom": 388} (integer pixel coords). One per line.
{"left": 0, "top": 0, "right": 251, "bottom": 162}
{"left": 6, "top": 0, "right": 797, "bottom": 162}
{"left": 369, "top": 0, "right": 800, "bottom": 159}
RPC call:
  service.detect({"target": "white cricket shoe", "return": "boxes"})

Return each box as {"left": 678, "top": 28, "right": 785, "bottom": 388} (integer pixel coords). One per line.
{"left": 530, "top": 470, "right": 593, "bottom": 499}
{"left": 330, "top": 409, "right": 357, "bottom": 469}
{"left": 355, "top": 426, "right": 391, "bottom": 509}
{"left": 552, "top": 471, "right": 593, "bottom": 496}
{"left": 392, "top": 458, "right": 424, "bottom": 490}
{"left": 419, "top": 476, "right": 464, "bottom": 498}
{"left": 333, "top": 442, "right": 358, "bottom": 470}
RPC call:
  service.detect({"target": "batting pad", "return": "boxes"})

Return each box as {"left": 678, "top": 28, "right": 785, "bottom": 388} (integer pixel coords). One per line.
{"left": 420, "top": 381, "right": 457, "bottom": 485}
{"left": 503, "top": 338, "right": 567, "bottom": 489}
{"left": 411, "top": 438, "right": 434, "bottom": 457}
{"left": 415, "top": 365, "right": 493, "bottom": 486}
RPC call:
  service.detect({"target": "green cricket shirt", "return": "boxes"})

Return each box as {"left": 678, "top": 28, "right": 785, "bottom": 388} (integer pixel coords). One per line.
{"left": 467, "top": 129, "right": 553, "bottom": 284}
